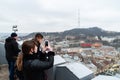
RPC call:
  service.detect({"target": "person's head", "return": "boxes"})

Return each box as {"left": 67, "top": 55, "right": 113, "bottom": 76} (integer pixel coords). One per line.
{"left": 22, "top": 40, "right": 38, "bottom": 55}
{"left": 11, "top": 32, "right": 18, "bottom": 40}
{"left": 17, "top": 40, "right": 38, "bottom": 71}
{"left": 34, "top": 33, "right": 43, "bottom": 43}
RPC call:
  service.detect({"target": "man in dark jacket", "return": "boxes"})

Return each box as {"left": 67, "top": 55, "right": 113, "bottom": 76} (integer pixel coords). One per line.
{"left": 33, "top": 33, "right": 47, "bottom": 61}
{"left": 4, "top": 33, "right": 21, "bottom": 80}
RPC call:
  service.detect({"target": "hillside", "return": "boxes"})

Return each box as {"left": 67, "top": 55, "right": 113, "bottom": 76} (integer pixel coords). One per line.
{"left": 62, "top": 27, "right": 120, "bottom": 36}
{"left": 21, "top": 27, "right": 120, "bottom": 39}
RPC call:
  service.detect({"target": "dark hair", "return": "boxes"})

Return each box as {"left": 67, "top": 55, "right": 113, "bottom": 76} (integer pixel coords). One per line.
{"left": 22, "top": 40, "right": 37, "bottom": 55}
{"left": 11, "top": 33, "right": 17, "bottom": 37}
{"left": 35, "top": 33, "right": 43, "bottom": 39}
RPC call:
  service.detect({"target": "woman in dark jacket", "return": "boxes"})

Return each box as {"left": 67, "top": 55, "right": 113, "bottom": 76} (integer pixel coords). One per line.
{"left": 16, "top": 40, "right": 54, "bottom": 80}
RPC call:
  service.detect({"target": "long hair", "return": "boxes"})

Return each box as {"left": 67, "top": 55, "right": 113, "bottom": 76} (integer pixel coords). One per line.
{"left": 16, "top": 40, "right": 37, "bottom": 71}
{"left": 16, "top": 52, "right": 23, "bottom": 71}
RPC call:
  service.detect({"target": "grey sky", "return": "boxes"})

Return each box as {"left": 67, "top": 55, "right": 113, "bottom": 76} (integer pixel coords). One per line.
{"left": 0, "top": 0, "right": 120, "bottom": 33}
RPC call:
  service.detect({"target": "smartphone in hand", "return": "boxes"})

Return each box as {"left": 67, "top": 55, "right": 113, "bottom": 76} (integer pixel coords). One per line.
{"left": 45, "top": 40, "right": 48, "bottom": 47}
{"left": 44, "top": 40, "right": 52, "bottom": 52}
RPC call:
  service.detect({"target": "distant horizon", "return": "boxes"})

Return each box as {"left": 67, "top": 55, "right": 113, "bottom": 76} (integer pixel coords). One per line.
{"left": 0, "top": 26, "right": 120, "bottom": 33}
{"left": 0, "top": 33, "right": 29, "bottom": 37}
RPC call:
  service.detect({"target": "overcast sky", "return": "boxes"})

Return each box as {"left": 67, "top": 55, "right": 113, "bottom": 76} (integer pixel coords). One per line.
{"left": 0, "top": 0, "right": 120, "bottom": 33}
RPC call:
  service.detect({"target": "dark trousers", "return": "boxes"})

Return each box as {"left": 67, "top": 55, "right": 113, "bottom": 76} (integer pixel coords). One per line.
{"left": 8, "top": 61, "right": 15, "bottom": 80}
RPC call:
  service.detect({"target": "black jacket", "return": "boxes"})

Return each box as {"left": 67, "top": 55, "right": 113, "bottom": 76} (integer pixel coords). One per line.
{"left": 4, "top": 37, "right": 21, "bottom": 61}
{"left": 36, "top": 42, "right": 47, "bottom": 61}
{"left": 23, "top": 52, "right": 54, "bottom": 80}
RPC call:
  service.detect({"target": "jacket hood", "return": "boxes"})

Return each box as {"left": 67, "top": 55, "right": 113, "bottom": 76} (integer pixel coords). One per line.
{"left": 5, "top": 37, "right": 15, "bottom": 43}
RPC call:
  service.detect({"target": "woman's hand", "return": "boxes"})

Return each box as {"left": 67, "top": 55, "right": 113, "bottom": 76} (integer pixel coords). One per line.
{"left": 43, "top": 46, "right": 53, "bottom": 53}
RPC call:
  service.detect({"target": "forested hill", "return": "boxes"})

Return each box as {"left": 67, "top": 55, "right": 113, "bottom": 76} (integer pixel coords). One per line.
{"left": 21, "top": 27, "right": 120, "bottom": 39}
{"left": 62, "top": 27, "right": 120, "bottom": 36}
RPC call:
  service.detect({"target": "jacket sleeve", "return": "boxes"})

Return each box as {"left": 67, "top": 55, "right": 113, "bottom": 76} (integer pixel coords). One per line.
{"left": 29, "top": 55, "right": 54, "bottom": 70}
{"left": 12, "top": 41, "right": 21, "bottom": 55}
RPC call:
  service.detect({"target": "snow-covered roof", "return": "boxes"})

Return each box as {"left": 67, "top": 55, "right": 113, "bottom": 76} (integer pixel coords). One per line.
{"left": 54, "top": 55, "right": 66, "bottom": 65}
{"left": 65, "top": 63, "right": 93, "bottom": 79}
{"left": 92, "top": 75, "right": 120, "bottom": 80}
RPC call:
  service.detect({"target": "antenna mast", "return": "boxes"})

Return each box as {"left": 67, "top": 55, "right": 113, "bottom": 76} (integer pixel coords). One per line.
{"left": 78, "top": 9, "right": 80, "bottom": 27}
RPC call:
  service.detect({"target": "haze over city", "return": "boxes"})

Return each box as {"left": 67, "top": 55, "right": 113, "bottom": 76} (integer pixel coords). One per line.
{"left": 0, "top": 0, "right": 120, "bottom": 33}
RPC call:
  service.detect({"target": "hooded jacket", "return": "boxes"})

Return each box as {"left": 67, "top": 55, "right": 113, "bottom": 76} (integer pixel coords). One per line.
{"left": 4, "top": 37, "right": 21, "bottom": 61}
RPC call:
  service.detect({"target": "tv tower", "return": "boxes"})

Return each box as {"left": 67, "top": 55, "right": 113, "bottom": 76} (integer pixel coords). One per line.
{"left": 78, "top": 9, "right": 80, "bottom": 27}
